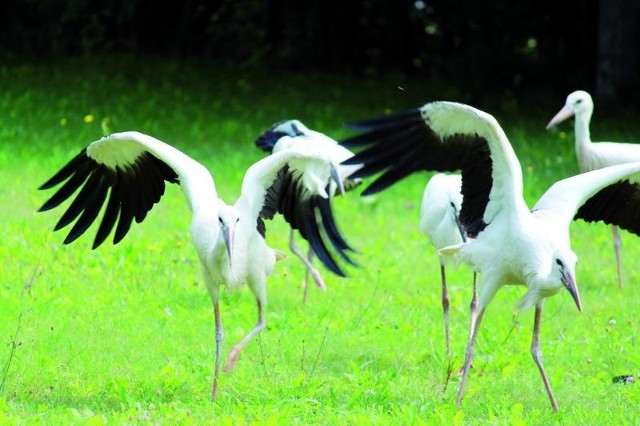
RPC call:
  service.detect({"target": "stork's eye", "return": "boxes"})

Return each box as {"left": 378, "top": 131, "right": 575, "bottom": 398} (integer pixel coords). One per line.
{"left": 575, "top": 99, "right": 583, "bottom": 105}
{"left": 236, "top": 218, "right": 240, "bottom": 223}
{"left": 555, "top": 258, "right": 563, "bottom": 266}
{"left": 218, "top": 217, "right": 224, "bottom": 224}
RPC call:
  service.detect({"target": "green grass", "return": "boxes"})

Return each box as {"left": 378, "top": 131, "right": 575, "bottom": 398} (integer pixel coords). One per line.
{"left": 2, "top": 57, "right": 640, "bottom": 424}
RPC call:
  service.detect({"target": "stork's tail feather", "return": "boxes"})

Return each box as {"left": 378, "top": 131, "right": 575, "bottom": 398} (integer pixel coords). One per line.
{"left": 438, "top": 243, "right": 463, "bottom": 256}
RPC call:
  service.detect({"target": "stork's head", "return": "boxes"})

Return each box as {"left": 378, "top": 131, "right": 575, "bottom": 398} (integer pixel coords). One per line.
{"left": 546, "top": 90, "right": 594, "bottom": 129}
{"left": 517, "top": 247, "right": 582, "bottom": 312}
{"left": 551, "top": 249, "right": 582, "bottom": 312}
{"left": 217, "top": 205, "right": 240, "bottom": 267}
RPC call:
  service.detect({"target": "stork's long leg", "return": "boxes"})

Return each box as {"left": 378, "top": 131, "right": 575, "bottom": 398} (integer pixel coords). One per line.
{"left": 611, "top": 225, "right": 623, "bottom": 288}
{"left": 439, "top": 261, "right": 451, "bottom": 355}
{"left": 211, "top": 300, "right": 223, "bottom": 400}
{"left": 453, "top": 206, "right": 480, "bottom": 349}
{"left": 531, "top": 303, "right": 559, "bottom": 411}
{"left": 203, "top": 275, "right": 223, "bottom": 400}
{"left": 457, "top": 308, "right": 486, "bottom": 406}
{"left": 288, "top": 229, "right": 326, "bottom": 299}
{"left": 303, "top": 247, "right": 318, "bottom": 304}
{"left": 224, "top": 299, "right": 266, "bottom": 372}
{"left": 456, "top": 271, "right": 479, "bottom": 375}
{"left": 468, "top": 272, "right": 479, "bottom": 338}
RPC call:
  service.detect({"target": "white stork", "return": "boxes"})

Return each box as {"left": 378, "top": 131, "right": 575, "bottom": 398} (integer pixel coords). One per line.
{"left": 419, "top": 173, "right": 477, "bottom": 356}
{"left": 38, "top": 131, "right": 354, "bottom": 399}
{"left": 255, "top": 119, "right": 361, "bottom": 302}
{"left": 341, "top": 101, "right": 640, "bottom": 410}
{"left": 546, "top": 90, "right": 640, "bottom": 288}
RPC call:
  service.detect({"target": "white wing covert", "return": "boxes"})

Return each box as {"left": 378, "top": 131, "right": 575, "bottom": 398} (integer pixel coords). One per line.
{"left": 38, "top": 131, "right": 217, "bottom": 249}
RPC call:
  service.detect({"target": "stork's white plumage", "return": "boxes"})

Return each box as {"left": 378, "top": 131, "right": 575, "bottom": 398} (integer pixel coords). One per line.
{"left": 255, "top": 120, "right": 361, "bottom": 302}
{"left": 547, "top": 90, "right": 640, "bottom": 288}
{"left": 342, "top": 101, "right": 640, "bottom": 410}
{"left": 419, "top": 173, "right": 477, "bottom": 356}
{"left": 38, "top": 131, "right": 354, "bottom": 399}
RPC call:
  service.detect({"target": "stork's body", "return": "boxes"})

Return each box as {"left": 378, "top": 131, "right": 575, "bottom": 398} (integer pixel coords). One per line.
{"left": 343, "top": 101, "right": 640, "bottom": 410}
{"left": 38, "top": 132, "right": 354, "bottom": 398}
{"left": 255, "top": 120, "right": 361, "bottom": 302}
{"left": 547, "top": 90, "right": 640, "bottom": 287}
{"left": 419, "top": 173, "right": 477, "bottom": 355}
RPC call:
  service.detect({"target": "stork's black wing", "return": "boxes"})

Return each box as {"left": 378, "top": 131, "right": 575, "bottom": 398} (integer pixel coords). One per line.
{"left": 259, "top": 165, "right": 355, "bottom": 276}
{"left": 533, "top": 161, "right": 640, "bottom": 235}
{"left": 341, "top": 104, "right": 493, "bottom": 238}
{"left": 575, "top": 180, "right": 640, "bottom": 235}
{"left": 39, "top": 139, "right": 179, "bottom": 249}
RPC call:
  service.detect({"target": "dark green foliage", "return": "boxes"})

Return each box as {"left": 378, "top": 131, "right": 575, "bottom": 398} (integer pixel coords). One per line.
{"left": 0, "top": 0, "right": 605, "bottom": 101}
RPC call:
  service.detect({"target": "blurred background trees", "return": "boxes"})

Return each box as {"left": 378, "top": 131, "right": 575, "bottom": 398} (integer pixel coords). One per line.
{"left": 1, "top": 0, "right": 638, "bottom": 106}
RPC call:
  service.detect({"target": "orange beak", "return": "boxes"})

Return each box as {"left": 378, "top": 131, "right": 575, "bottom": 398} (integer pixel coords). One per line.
{"left": 546, "top": 105, "right": 574, "bottom": 130}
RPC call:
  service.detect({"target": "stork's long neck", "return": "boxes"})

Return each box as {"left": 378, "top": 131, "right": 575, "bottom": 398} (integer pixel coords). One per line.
{"left": 573, "top": 110, "right": 592, "bottom": 150}
{"left": 190, "top": 197, "right": 226, "bottom": 264}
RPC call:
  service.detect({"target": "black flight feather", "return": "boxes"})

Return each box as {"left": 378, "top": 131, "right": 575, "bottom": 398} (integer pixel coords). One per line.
{"left": 341, "top": 106, "right": 493, "bottom": 238}
{"left": 576, "top": 180, "right": 640, "bottom": 236}
{"left": 39, "top": 147, "right": 179, "bottom": 249}
{"left": 258, "top": 165, "right": 354, "bottom": 277}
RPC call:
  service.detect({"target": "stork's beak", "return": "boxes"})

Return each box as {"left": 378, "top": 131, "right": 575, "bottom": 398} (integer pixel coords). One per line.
{"left": 546, "top": 105, "right": 574, "bottom": 129}
{"left": 222, "top": 225, "right": 235, "bottom": 268}
{"left": 330, "top": 163, "right": 345, "bottom": 197}
{"left": 561, "top": 268, "right": 582, "bottom": 312}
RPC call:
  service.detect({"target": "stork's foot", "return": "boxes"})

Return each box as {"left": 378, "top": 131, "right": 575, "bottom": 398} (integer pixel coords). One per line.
{"left": 224, "top": 348, "right": 241, "bottom": 372}
{"left": 457, "top": 362, "right": 474, "bottom": 376}
{"left": 211, "top": 379, "right": 219, "bottom": 400}
{"left": 303, "top": 268, "right": 327, "bottom": 304}
{"left": 310, "top": 269, "right": 327, "bottom": 291}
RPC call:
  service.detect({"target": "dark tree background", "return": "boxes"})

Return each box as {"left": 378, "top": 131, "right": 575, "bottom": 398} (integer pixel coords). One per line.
{"left": 1, "top": 0, "right": 638, "bottom": 106}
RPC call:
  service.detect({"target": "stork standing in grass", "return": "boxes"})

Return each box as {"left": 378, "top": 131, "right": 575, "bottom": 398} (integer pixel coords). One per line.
{"left": 419, "top": 173, "right": 477, "bottom": 356}
{"left": 342, "top": 101, "right": 640, "bottom": 410}
{"left": 547, "top": 90, "right": 640, "bottom": 288}
{"left": 38, "top": 131, "right": 354, "bottom": 399}
{"left": 255, "top": 119, "right": 361, "bottom": 302}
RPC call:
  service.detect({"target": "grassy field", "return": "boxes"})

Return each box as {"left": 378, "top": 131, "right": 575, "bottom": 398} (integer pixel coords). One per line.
{"left": 1, "top": 57, "right": 640, "bottom": 424}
